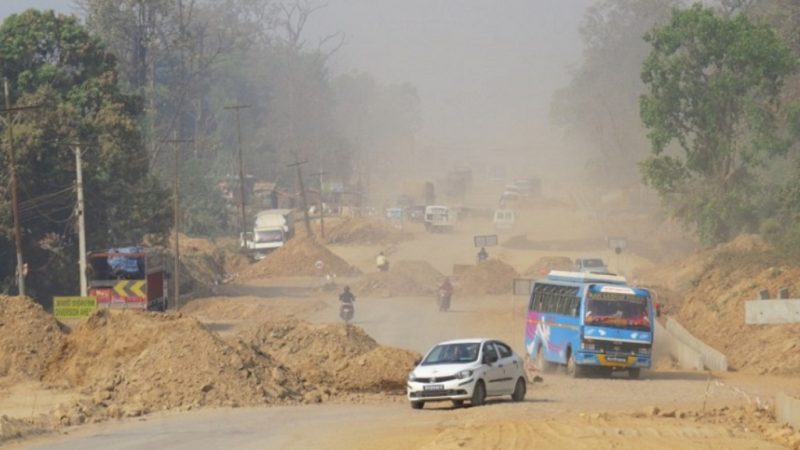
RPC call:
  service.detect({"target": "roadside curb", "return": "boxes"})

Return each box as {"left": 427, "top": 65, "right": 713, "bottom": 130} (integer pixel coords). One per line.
{"left": 777, "top": 393, "right": 800, "bottom": 430}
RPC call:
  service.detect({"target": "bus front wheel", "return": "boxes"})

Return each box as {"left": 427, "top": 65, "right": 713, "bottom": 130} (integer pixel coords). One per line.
{"left": 628, "top": 368, "right": 641, "bottom": 380}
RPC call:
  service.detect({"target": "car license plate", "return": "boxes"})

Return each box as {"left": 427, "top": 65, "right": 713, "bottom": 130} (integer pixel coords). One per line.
{"left": 423, "top": 384, "right": 444, "bottom": 391}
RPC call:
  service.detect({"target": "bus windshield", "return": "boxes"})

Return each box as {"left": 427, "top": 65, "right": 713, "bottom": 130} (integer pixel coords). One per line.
{"left": 255, "top": 229, "right": 283, "bottom": 243}
{"left": 584, "top": 292, "right": 650, "bottom": 330}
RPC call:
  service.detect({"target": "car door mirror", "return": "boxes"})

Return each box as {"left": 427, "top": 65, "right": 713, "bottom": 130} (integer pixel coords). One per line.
{"left": 413, "top": 357, "right": 421, "bottom": 366}
{"left": 483, "top": 353, "right": 498, "bottom": 365}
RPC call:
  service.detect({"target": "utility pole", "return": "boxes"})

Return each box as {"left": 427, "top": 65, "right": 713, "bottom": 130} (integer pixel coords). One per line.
{"left": 164, "top": 136, "right": 192, "bottom": 310}
{"left": 311, "top": 170, "right": 327, "bottom": 239}
{"left": 2, "top": 79, "right": 40, "bottom": 297}
{"left": 288, "top": 157, "right": 313, "bottom": 237}
{"left": 74, "top": 146, "right": 87, "bottom": 297}
{"left": 223, "top": 104, "right": 252, "bottom": 240}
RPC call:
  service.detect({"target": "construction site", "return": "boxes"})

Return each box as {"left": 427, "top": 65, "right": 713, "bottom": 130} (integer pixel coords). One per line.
{"left": 1, "top": 180, "right": 799, "bottom": 450}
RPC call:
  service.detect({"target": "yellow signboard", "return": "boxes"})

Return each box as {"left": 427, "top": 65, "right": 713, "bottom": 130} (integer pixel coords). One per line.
{"left": 54, "top": 296, "right": 97, "bottom": 320}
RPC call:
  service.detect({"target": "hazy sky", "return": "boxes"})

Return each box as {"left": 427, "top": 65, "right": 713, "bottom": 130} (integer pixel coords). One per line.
{"left": 304, "top": 0, "right": 594, "bottom": 154}
{"left": 1, "top": 0, "right": 594, "bottom": 155}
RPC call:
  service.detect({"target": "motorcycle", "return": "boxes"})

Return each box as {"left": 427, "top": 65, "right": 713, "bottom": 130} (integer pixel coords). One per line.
{"left": 340, "top": 302, "right": 355, "bottom": 323}
{"left": 437, "top": 289, "right": 451, "bottom": 312}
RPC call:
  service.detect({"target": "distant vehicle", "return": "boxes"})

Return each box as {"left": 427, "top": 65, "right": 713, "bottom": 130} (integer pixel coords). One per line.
{"left": 500, "top": 188, "right": 520, "bottom": 204}
{"left": 87, "top": 247, "right": 167, "bottom": 311}
{"left": 424, "top": 205, "right": 457, "bottom": 232}
{"left": 512, "top": 177, "right": 541, "bottom": 197}
{"left": 407, "top": 205, "right": 427, "bottom": 222}
{"left": 493, "top": 209, "right": 516, "bottom": 230}
{"left": 407, "top": 338, "right": 527, "bottom": 409}
{"left": 574, "top": 258, "right": 609, "bottom": 274}
{"left": 242, "top": 209, "right": 295, "bottom": 260}
{"left": 524, "top": 270, "right": 654, "bottom": 379}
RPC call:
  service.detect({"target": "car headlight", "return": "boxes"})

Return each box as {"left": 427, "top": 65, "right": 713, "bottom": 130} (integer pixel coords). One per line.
{"left": 408, "top": 373, "right": 419, "bottom": 382}
{"left": 456, "top": 370, "right": 473, "bottom": 379}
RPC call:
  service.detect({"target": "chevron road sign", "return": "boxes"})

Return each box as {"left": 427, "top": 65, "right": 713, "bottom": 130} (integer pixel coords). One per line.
{"left": 113, "top": 280, "right": 147, "bottom": 299}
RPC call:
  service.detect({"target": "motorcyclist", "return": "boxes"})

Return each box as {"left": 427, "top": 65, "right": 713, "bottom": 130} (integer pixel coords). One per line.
{"left": 438, "top": 277, "right": 454, "bottom": 311}
{"left": 376, "top": 251, "right": 389, "bottom": 272}
{"left": 477, "top": 247, "right": 489, "bottom": 263}
{"left": 339, "top": 286, "right": 355, "bottom": 322}
{"left": 339, "top": 285, "right": 355, "bottom": 304}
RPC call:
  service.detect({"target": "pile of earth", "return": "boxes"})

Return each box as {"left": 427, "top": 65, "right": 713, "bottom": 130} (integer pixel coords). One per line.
{"left": 42, "top": 309, "right": 308, "bottom": 424}
{"left": 242, "top": 320, "right": 420, "bottom": 394}
{"left": 324, "top": 218, "right": 412, "bottom": 245}
{"left": 640, "top": 234, "right": 800, "bottom": 375}
{"left": 523, "top": 256, "right": 574, "bottom": 277}
{"left": 239, "top": 236, "right": 360, "bottom": 279}
{"left": 352, "top": 260, "right": 444, "bottom": 297}
{"left": 457, "top": 259, "right": 519, "bottom": 295}
{"left": 175, "top": 234, "right": 251, "bottom": 291}
{"left": 0, "top": 296, "right": 65, "bottom": 380}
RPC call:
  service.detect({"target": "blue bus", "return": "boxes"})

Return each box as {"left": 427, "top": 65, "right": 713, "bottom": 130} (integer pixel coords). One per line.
{"left": 524, "top": 271, "right": 653, "bottom": 379}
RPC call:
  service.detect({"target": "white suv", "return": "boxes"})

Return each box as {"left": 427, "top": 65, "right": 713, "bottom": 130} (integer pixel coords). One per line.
{"left": 407, "top": 338, "right": 527, "bottom": 409}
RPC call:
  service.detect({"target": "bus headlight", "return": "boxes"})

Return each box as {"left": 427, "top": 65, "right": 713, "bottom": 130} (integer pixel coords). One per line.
{"left": 580, "top": 342, "right": 595, "bottom": 350}
{"left": 639, "top": 347, "right": 650, "bottom": 355}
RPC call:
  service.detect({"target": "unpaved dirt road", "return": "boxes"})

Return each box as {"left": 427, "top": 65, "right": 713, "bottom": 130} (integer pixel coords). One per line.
{"left": 11, "top": 288, "right": 795, "bottom": 449}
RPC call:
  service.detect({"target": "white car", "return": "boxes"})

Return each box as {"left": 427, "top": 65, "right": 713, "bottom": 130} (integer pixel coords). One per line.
{"left": 407, "top": 338, "right": 527, "bottom": 409}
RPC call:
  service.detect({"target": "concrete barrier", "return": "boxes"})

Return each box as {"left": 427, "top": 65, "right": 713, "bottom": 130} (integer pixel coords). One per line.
{"left": 777, "top": 393, "right": 800, "bottom": 430}
{"left": 653, "top": 321, "right": 704, "bottom": 371}
{"left": 745, "top": 299, "right": 800, "bottom": 325}
{"left": 665, "top": 318, "right": 728, "bottom": 372}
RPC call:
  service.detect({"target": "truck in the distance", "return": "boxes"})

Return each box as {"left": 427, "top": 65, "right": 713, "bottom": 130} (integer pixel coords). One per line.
{"left": 424, "top": 205, "right": 457, "bottom": 232}
{"left": 241, "top": 209, "right": 295, "bottom": 260}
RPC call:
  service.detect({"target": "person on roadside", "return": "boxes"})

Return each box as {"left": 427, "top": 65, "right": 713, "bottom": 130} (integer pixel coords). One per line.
{"left": 376, "top": 251, "right": 389, "bottom": 272}
{"left": 477, "top": 247, "right": 489, "bottom": 263}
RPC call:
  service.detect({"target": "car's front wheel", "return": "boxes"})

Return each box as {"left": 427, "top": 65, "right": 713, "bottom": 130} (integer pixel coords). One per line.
{"left": 511, "top": 377, "right": 526, "bottom": 402}
{"left": 471, "top": 380, "right": 486, "bottom": 407}
{"left": 410, "top": 401, "right": 425, "bottom": 410}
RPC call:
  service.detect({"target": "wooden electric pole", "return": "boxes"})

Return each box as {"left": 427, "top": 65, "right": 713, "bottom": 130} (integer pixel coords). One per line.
{"left": 223, "top": 104, "right": 252, "bottom": 240}
{"left": 1, "top": 79, "right": 41, "bottom": 297}
{"left": 288, "top": 158, "right": 312, "bottom": 237}
{"left": 311, "top": 170, "right": 327, "bottom": 239}
{"left": 164, "top": 137, "right": 192, "bottom": 310}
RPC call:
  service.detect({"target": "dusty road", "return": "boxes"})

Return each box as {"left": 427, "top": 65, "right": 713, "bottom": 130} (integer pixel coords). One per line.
{"left": 11, "top": 288, "right": 795, "bottom": 450}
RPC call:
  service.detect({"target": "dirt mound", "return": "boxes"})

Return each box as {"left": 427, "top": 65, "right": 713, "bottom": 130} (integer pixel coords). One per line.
{"left": 44, "top": 310, "right": 305, "bottom": 418}
{"left": 638, "top": 233, "right": 800, "bottom": 375}
{"left": 239, "top": 237, "right": 360, "bottom": 279}
{"left": 0, "top": 296, "right": 65, "bottom": 381}
{"left": 243, "top": 320, "right": 419, "bottom": 393}
{"left": 457, "top": 259, "right": 519, "bottom": 295}
{"left": 523, "top": 256, "right": 574, "bottom": 277}
{"left": 352, "top": 260, "right": 444, "bottom": 297}
{"left": 325, "top": 218, "right": 412, "bottom": 245}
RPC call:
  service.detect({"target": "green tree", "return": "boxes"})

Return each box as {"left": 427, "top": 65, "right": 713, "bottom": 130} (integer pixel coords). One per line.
{"left": 639, "top": 4, "right": 797, "bottom": 244}
{"left": 0, "top": 10, "right": 170, "bottom": 301}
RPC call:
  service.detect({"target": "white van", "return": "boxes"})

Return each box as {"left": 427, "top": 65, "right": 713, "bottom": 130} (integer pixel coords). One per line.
{"left": 493, "top": 209, "right": 515, "bottom": 230}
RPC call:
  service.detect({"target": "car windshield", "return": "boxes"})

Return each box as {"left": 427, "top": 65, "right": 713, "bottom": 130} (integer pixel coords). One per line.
{"left": 422, "top": 343, "right": 480, "bottom": 365}
{"left": 585, "top": 294, "right": 650, "bottom": 330}
{"left": 583, "top": 259, "right": 605, "bottom": 267}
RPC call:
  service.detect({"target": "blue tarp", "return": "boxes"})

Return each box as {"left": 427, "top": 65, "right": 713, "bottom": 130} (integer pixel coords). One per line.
{"left": 107, "top": 246, "right": 144, "bottom": 275}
